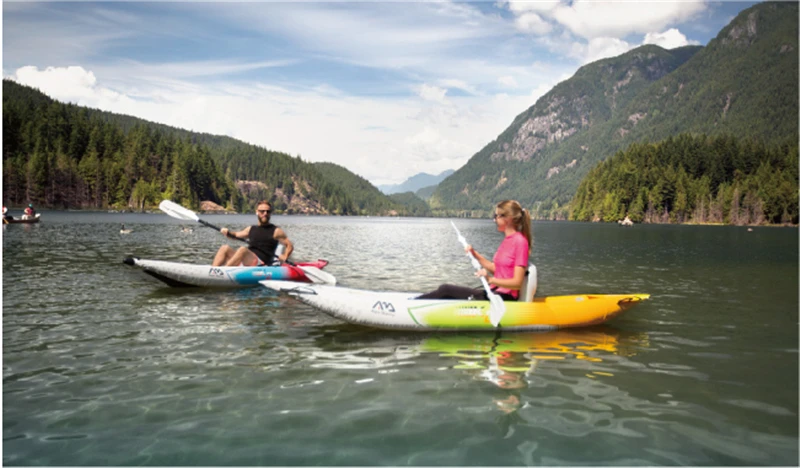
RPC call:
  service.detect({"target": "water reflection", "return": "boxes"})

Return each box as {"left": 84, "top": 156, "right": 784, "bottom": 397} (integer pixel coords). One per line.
{"left": 314, "top": 326, "right": 650, "bottom": 415}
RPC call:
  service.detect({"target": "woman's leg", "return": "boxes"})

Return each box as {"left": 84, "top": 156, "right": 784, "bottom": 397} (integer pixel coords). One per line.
{"left": 416, "top": 284, "right": 486, "bottom": 300}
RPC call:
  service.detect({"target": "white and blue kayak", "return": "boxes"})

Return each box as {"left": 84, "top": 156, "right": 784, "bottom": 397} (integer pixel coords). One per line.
{"left": 260, "top": 280, "right": 649, "bottom": 331}
{"left": 124, "top": 257, "right": 334, "bottom": 288}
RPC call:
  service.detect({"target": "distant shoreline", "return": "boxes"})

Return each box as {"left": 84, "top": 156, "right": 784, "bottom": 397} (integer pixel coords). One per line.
{"left": 10, "top": 206, "right": 797, "bottom": 227}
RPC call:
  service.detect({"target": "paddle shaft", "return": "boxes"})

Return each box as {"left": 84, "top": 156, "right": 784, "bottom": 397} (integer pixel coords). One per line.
{"left": 198, "top": 219, "right": 246, "bottom": 243}
{"left": 450, "top": 221, "right": 505, "bottom": 326}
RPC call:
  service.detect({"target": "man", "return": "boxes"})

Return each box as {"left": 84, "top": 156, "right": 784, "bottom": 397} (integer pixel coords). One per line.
{"left": 212, "top": 200, "right": 293, "bottom": 267}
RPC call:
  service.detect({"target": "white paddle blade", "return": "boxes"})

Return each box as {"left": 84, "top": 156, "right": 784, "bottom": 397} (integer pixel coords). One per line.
{"left": 488, "top": 293, "right": 505, "bottom": 327}
{"left": 298, "top": 266, "right": 337, "bottom": 285}
{"left": 159, "top": 200, "right": 200, "bottom": 221}
{"left": 479, "top": 276, "right": 506, "bottom": 327}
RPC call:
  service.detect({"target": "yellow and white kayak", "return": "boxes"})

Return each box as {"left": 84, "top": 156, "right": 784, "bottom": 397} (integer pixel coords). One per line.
{"left": 260, "top": 280, "right": 649, "bottom": 331}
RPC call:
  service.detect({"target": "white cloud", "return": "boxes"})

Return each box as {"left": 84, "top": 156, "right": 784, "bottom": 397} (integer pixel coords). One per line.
{"left": 549, "top": 1, "right": 707, "bottom": 39}
{"left": 500, "top": 0, "right": 708, "bottom": 44}
{"left": 498, "top": 75, "right": 518, "bottom": 88}
{"left": 643, "top": 28, "right": 700, "bottom": 49}
{"left": 418, "top": 84, "right": 449, "bottom": 103}
{"left": 439, "top": 79, "right": 479, "bottom": 95}
{"left": 11, "top": 66, "right": 135, "bottom": 107}
{"left": 515, "top": 12, "right": 553, "bottom": 35}
{"left": 501, "top": 1, "right": 560, "bottom": 15}
{"left": 571, "top": 37, "right": 634, "bottom": 65}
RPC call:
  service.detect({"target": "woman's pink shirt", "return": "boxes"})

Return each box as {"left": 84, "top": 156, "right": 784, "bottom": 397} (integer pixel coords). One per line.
{"left": 491, "top": 231, "right": 530, "bottom": 298}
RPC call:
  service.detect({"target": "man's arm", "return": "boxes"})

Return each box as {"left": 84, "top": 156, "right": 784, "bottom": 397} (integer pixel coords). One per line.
{"left": 221, "top": 226, "right": 251, "bottom": 240}
{"left": 274, "top": 228, "right": 293, "bottom": 262}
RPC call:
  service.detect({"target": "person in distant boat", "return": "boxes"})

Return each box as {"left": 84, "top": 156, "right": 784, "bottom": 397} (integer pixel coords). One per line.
{"left": 417, "top": 200, "right": 532, "bottom": 301}
{"left": 212, "top": 200, "right": 293, "bottom": 267}
{"left": 3, "top": 206, "right": 12, "bottom": 222}
{"left": 22, "top": 203, "right": 36, "bottom": 220}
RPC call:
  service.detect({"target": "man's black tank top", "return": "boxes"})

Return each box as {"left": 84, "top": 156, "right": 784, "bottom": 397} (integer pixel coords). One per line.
{"left": 248, "top": 224, "right": 279, "bottom": 263}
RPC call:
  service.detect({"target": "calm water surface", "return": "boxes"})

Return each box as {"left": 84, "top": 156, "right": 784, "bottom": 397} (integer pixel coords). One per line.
{"left": 3, "top": 212, "right": 798, "bottom": 465}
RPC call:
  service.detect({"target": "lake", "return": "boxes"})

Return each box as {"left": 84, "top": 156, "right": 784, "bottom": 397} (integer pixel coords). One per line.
{"left": 3, "top": 212, "right": 798, "bottom": 465}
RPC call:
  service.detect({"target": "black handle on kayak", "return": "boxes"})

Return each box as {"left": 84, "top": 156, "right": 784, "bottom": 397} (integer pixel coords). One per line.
{"left": 199, "top": 219, "right": 247, "bottom": 243}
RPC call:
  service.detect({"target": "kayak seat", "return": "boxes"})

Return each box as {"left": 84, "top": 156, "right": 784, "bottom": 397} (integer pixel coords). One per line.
{"left": 518, "top": 265, "right": 538, "bottom": 302}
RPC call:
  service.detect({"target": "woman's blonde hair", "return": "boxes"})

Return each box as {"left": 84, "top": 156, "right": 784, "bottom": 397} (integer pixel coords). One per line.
{"left": 496, "top": 200, "right": 532, "bottom": 254}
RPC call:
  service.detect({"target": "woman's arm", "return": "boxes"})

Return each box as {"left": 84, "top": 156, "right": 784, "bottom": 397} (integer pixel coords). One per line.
{"left": 467, "top": 245, "right": 495, "bottom": 273}
{"left": 488, "top": 266, "right": 526, "bottom": 291}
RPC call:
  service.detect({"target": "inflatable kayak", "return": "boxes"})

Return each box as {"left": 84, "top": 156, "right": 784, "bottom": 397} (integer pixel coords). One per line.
{"left": 124, "top": 257, "right": 334, "bottom": 288}
{"left": 260, "top": 280, "right": 649, "bottom": 331}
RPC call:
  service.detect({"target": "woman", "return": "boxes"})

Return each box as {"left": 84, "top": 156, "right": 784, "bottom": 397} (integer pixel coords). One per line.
{"left": 418, "top": 200, "right": 532, "bottom": 301}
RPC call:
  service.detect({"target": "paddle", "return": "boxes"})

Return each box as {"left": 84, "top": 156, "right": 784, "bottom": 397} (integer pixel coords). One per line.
{"left": 158, "top": 200, "right": 335, "bottom": 285}
{"left": 450, "top": 221, "right": 506, "bottom": 327}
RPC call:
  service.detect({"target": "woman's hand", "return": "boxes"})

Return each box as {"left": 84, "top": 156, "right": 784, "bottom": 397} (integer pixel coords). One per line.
{"left": 475, "top": 268, "right": 488, "bottom": 279}
{"left": 221, "top": 228, "right": 229, "bottom": 237}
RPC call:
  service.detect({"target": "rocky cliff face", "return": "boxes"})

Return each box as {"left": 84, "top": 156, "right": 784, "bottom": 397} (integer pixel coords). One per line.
{"left": 489, "top": 47, "right": 680, "bottom": 166}
{"left": 235, "top": 178, "right": 329, "bottom": 214}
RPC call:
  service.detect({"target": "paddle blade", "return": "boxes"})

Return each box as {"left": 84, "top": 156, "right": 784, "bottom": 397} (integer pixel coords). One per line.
{"left": 159, "top": 200, "right": 200, "bottom": 221}
{"left": 487, "top": 293, "right": 506, "bottom": 327}
{"left": 298, "top": 266, "right": 336, "bottom": 285}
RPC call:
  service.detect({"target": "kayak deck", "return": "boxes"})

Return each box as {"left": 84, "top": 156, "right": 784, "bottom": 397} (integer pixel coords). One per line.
{"left": 260, "top": 280, "right": 649, "bottom": 331}
{"left": 124, "top": 257, "right": 332, "bottom": 288}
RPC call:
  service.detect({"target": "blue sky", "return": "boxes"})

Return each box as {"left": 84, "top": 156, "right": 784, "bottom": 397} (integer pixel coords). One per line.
{"left": 3, "top": 1, "right": 758, "bottom": 186}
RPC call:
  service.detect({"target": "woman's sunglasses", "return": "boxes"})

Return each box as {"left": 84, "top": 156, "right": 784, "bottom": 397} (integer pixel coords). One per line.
{"left": 492, "top": 213, "right": 503, "bottom": 220}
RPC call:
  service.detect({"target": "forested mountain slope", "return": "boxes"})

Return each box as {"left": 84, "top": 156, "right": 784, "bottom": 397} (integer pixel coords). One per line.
{"left": 430, "top": 2, "right": 798, "bottom": 218}
{"left": 570, "top": 134, "right": 797, "bottom": 225}
{"left": 1, "top": 80, "right": 407, "bottom": 215}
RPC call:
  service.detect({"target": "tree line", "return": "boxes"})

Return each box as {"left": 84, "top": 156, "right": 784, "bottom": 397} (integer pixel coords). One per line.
{"left": 2, "top": 79, "right": 422, "bottom": 215}
{"left": 570, "top": 133, "right": 798, "bottom": 225}
{"left": 3, "top": 88, "right": 240, "bottom": 211}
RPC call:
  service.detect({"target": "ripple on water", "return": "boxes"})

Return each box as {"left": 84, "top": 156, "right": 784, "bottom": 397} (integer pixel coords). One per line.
{"left": 3, "top": 216, "right": 798, "bottom": 466}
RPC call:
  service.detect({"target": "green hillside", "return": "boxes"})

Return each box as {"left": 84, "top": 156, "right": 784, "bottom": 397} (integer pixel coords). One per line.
{"left": 3, "top": 80, "right": 384, "bottom": 215}
{"left": 388, "top": 192, "right": 432, "bottom": 217}
{"left": 430, "top": 2, "right": 798, "bottom": 218}
{"left": 570, "top": 134, "right": 798, "bottom": 225}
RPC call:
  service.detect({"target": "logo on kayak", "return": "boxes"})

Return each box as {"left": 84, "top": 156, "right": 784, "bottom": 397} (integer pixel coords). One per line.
{"left": 456, "top": 305, "right": 485, "bottom": 317}
{"left": 372, "top": 301, "right": 396, "bottom": 315}
{"left": 208, "top": 268, "right": 225, "bottom": 277}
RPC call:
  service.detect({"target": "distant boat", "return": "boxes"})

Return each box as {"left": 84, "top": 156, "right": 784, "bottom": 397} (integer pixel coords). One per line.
{"left": 618, "top": 216, "right": 634, "bottom": 227}
{"left": 120, "top": 224, "right": 132, "bottom": 234}
{"left": 4, "top": 214, "right": 41, "bottom": 224}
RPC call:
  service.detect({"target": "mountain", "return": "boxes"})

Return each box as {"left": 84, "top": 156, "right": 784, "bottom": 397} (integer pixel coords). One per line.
{"left": 388, "top": 192, "right": 432, "bottom": 217}
{"left": 2, "top": 79, "right": 402, "bottom": 215}
{"left": 312, "top": 162, "right": 401, "bottom": 215}
{"left": 414, "top": 184, "right": 438, "bottom": 200}
{"left": 378, "top": 169, "right": 454, "bottom": 195}
{"left": 430, "top": 2, "right": 798, "bottom": 217}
